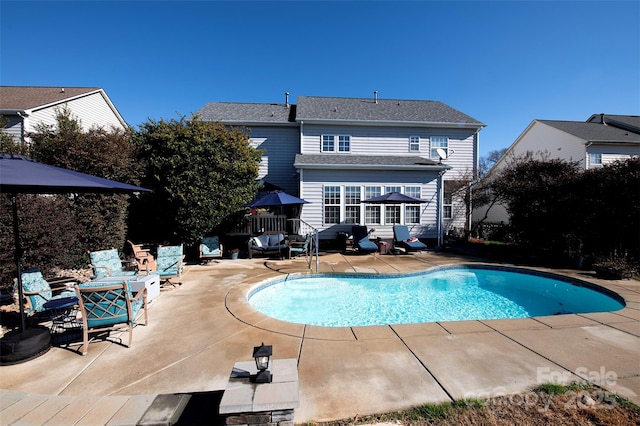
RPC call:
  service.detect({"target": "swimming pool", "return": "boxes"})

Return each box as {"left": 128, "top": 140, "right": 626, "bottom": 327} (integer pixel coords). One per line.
{"left": 248, "top": 265, "right": 625, "bottom": 327}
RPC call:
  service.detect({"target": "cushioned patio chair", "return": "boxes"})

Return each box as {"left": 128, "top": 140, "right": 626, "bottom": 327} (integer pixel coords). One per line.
{"left": 17, "top": 268, "right": 77, "bottom": 315}
{"left": 248, "top": 233, "right": 287, "bottom": 259}
{"left": 289, "top": 233, "right": 312, "bottom": 259}
{"left": 351, "top": 226, "right": 378, "bottom": 254}
{"left": 89, "top": 248, "right": 138, "bottom": 280}
{"left": 393, "top": 225, "right": 428, "bottom": 252}
{"left": 156, "top": 244, "right": 185, "bottom": 287}
{"left": 200, "top": 236, "right": 223, "bottom": 263}
{"left": 125, "top": 240, "right": 156, "bottom": 272}
{"left": 74, "top": 281, "right": 148, "bottom": 355}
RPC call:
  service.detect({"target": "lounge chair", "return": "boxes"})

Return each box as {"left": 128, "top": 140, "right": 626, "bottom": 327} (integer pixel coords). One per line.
{"left": 74, "top": 281, "right": 148, "bottom": 355}
{"left": 351, "top": 226, "right": 378, "bottom": 253}
{"left": 156, "top": 244, "right": 185, "bottom": 287}
{"left": 200, "top": 236, "right": 223, "bottom": 263}
{"left": 248, "top": 233, "right": 287, "bottom": 258}
{"left": 17, "top": 268, "right": 77, "bottom": 315}
{"left": 89, "top": 248, "right": 138, "bottom": 280}
{"left": 125, "top": 240, "right": 156, "bottom": 272}
{"left": 393, "top": 225, "right": 428, "bottom": 252}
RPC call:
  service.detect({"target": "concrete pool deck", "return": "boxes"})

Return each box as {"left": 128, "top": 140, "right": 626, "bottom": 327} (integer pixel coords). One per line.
{"left": 1, "top": 251, "right": 639, "bottom": 424}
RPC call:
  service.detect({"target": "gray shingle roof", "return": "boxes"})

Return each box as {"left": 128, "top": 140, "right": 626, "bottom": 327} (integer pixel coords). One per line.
{"left": 294, "top": 154, "right": 448, "bottom": 170}
{"left": 539, "top": 120, "right": 640, "bottom": 144}
{"left": 586, "top": 114, "right": 640, "bottom": 133}
{"left": 0, "top": 86, "right": 101, "bottom": 110}
{"left": 296, "top": 96, "right": 484, "bottom": 126}
{"left": 197, "top": 96, "right": 484, "bottom": 127}
{"left": 196, "top": 102, "right": 295, "bottom": 124}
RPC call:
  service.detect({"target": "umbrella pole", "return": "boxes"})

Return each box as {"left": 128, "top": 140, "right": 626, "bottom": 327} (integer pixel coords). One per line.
{"left": 11, "top": 194, "right": 26, "bottom": 332}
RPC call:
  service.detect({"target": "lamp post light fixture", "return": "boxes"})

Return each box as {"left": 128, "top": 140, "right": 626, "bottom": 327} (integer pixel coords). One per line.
{"left": 252, "top": 342, "right": 272, "bottom": 383}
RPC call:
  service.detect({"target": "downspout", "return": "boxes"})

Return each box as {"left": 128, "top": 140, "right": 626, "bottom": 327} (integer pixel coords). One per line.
{"left": 474, "top": 130, "right": 480, "bottom": 177}
{"left": 299, "top": 120, "right": 304, "bottom": 196}
{"left": 437, "top": 170, "right": 445, "bottom": 247}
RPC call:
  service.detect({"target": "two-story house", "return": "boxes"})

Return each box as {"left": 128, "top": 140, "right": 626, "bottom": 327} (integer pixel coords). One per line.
{"left": 197, "top": 94, "right": 485, "bottom": 245}
{"left": 0, "top": 86, "right": 127, "bottom": 145}
{"left": 474, "top": 114, "right": 640, "bottom": 224}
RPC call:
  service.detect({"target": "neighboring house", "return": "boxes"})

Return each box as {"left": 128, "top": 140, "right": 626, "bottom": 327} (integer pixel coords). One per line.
{"left": 474, "top": 114, "right": 640, "bottom": 224}
{"left": 197, "top": 93, "right": 485, "bottom": 244}
{"left": 0, "top": 86, "right": 127, "bottom": 144}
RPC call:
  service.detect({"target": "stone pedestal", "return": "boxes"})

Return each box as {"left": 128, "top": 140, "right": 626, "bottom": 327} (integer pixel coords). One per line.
{"left": 220, "top": 358, "right": 299, "bottom": 425}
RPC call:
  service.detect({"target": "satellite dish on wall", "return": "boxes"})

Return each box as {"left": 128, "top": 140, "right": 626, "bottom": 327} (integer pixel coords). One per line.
{"left": 436, "top": 148, "right": 448, "bottom": 161}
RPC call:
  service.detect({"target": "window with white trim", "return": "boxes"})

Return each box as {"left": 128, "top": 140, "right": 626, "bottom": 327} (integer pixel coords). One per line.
{"left": 364, "top": 186, "right": 381, "bottom": 225}
{"left": 321, "top": 135, "right": 351, "bottom": 152}
{"left": 430, "top": 136, "right": 449, "bottom": 159}
{"left": 365, "top": 206, "right": 381, "bottom": 225}
{"left": 405, "top": 186, "right": 421, "bottom": 224}
{"left": 405, "top": 186, "right": 421, "bottom": 199}
{"left": 344, "top": 186, "right": 361, "bottom": 224}
{"left": 409, "top": 136, "right": 420, "bottom": 152}
{"left": 589, "top": 152, "right": 602, "bottom": 166}
{"left": 322, "top": 135, "right": 334, "bottom": 152}
{"left": 443, "top": 182, "right": 453, "bottom": 219}
{"left": 323, "top": 186, "right": 341, "bottom": 224}
{"left": 385, "top": 206, "right": 401, "bottom": 224}
{"left": 385, "top": 185, "right": 402, "bottom": 194}
{"left": 405, "top": 206, "right": 420, "bottom": 224}
{"left": 365, "top": 186, "right": 381, "bottom": 200}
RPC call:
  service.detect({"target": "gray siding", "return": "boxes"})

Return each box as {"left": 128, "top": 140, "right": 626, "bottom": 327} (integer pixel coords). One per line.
{"left": 299, "top": 169, "right": 440, "bottom": 239}
{"left": 243, "top": 125, "right": 300, "bottom": 195}
{"left": 301, "top": 123, "right": 477, "bottom": 177}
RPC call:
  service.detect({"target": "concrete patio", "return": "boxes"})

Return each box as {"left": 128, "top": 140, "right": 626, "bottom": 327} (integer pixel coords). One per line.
{"left": 1, "top": 250, "right": 639, "bottom": 424}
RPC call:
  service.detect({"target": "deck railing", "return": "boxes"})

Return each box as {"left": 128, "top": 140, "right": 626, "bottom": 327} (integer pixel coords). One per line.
{"left": 287, "top": 218, "right": 319, "bottom": 272}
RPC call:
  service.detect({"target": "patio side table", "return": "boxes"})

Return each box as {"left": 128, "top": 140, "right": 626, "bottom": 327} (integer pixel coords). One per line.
{"left": 43, "top": 296, "right": 82, "bottom": 335}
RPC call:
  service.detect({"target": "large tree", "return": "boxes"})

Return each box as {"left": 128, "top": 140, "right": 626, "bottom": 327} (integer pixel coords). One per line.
{"left": 0, "top": 108, "right": 141, "bottom": 285}
{"left": 483, "top": 154, "right": 639, "bottom": 265}
{"left": 492, "top": 157, "right": 580, "bottom": 253}
{"left": 129, "top": 116, "right": 262, "bottom": 246}
{"left": 28, "top": 108, "right": 141, "bottom": 253}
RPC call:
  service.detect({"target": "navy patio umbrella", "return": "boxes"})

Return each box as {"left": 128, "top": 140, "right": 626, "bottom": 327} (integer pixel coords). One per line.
{"left": 0, "top": 154, "right": 151, "bottom": 350}
{"left": 247, "top": 191, "right": 310, "bottom": 208}
{"left": 362, "top": 191, "right": 427, "bottom": 203}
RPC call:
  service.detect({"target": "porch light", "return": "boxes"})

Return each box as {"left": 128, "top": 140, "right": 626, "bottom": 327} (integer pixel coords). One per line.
{"left": 252, "top": 342, "right": 272, "bottom": 383}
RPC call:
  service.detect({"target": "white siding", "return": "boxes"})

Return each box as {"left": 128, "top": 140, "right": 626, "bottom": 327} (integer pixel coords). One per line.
{"left": 587, "top": 144, "right": 639, "bottom": 168}
{"left": 28, "top": 92, "right": 125, "bottom": 133}
{"left": 494, "top": 121, "right": 587, "bottom": 170}
{"left": 244, "top": 125, "right": 300, "bottom": 195}
{"left": 299, "top": 169, "right": 440, "bottom": 239}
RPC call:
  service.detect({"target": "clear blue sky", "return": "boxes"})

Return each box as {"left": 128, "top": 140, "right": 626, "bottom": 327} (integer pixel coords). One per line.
{"left": 1, "top": 1, "right": 638, "bottom": 157}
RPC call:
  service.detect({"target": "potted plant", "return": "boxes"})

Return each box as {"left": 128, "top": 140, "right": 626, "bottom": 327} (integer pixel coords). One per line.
{"left": 229, "top": 248, "right": 240, "bottom": 260}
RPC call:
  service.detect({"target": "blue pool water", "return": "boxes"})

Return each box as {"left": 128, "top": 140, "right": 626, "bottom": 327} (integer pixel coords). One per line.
{"left": 248, "top": 266, "right": 625, "bottom": 327}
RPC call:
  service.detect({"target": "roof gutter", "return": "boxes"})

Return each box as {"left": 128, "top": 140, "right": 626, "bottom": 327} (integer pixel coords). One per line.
{"left": 295, "top": 118, "right": 486, "bottom": 130}
{"left": 222, "top": 121, "right": 299, "bottom": 128}
{"left": 0, "top": 109, "right": 30, "bottom": 116}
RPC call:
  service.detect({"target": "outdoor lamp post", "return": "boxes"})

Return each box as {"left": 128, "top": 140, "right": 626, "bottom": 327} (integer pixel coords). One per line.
{"left": 252, "top": 342, "right": 273, "bottom": 383}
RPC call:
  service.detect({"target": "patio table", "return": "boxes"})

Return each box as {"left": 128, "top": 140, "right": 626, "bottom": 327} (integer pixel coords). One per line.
{"left": 43, "top": 296, "right": 81, "bottom": 335}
